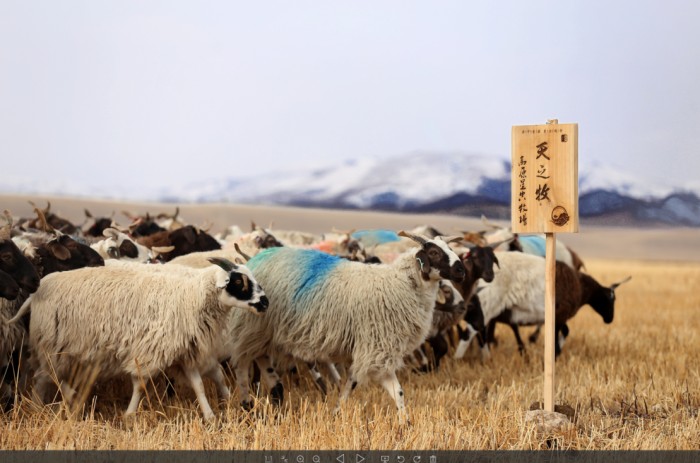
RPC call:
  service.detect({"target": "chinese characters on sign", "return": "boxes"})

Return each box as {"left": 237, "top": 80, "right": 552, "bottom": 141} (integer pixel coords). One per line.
{"left": 518, "top": 155, "right": 527, "bottom": 226}
{"left": 511, "top": 123, "right": 578, "bottom": 233}
{"left": 535, "top": 141, "right": 551, "bottom": 202}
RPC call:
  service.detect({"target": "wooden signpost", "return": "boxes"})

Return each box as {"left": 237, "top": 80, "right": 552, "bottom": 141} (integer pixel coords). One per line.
{"left": 511, "top": 119, "right": 578, "bottom": 413}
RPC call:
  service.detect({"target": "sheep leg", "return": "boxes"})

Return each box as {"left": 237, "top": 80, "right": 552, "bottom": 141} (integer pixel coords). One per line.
{"left": 486, "top": 319, "right": 498, "bottom": 346}
{"left": 306, "top": 362, "right": 328, "bottom": 396}
{"left": 334, "top": 371, "right": 358, "bottom": 415}
{"left": 555, "top": 325, "right": 568, "bottom": 357}
{"left": 477, "top": 325, "right": 491, "bottom": 361}
{"left": 255, "top": 356, "right": 284, "bottom": 406}
{"left": 125, "top": 375, "right": 143, "bottom": 416}
{"left": 326, "top": 362, "right": 342, "bottom": 387}
{"left": 31, "top": 367, "right": 51, "bottom": 404}
{"left": 0, "top": 382, "right": 12, "bottom": 412}
{"left": 379, "top": 372, "right": 408, "bottom": 424}
{"left": 480, "top": 343, "right": 492, "bottom": 362}
{"left": 429, "top": 334, "right": 448, "bottom": 369}
{"left": 454, "top": 323, "right": 477, "bottom": 359}
{"left": 182, "top": 365, "right": 215, "bottom": 421}
{"left": 234, "top": 361, "right": 253, "bottom": 410}
{"left": 528, "top": 324, "right": 542, "bottom": 344}
{"left": 205, "top": 364, "right": 231, "bottom": 402}
{"left": 508, "top": 323, "right": 526, "bottom": 354}
{"left": 251, "top": 361, "right": 261, "bottom": 395}
{"left": 58, "top": 380, "right": 77, "bottom": 406}
{"left": 415, "top": 346, "right": 430, "bottom": 372}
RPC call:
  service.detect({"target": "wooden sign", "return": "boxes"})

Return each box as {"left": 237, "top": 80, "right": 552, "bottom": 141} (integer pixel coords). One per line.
{"left": 511, "top": 121, "right": 579, "bottom": 233}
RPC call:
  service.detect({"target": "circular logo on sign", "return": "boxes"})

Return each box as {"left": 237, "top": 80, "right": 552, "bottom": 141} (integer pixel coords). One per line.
{"left": 551, "top": 206, "right": 570, "bottom": 226}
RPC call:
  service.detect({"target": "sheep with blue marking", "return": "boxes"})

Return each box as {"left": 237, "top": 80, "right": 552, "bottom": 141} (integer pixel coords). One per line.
{"left": 223, "top": 230, "right": 466, "bottom": 422}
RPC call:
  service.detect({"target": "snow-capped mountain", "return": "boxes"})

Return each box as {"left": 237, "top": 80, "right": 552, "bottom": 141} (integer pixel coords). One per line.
{"left": 3, "top": 152, "right": 699, "bottom": 226}
{"left": 156, "top": 152, "right": 700, "bottom": 226}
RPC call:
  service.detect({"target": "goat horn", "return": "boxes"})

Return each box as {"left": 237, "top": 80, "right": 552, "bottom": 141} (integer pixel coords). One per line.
{"left": 2, "top": 210, "right": 12, "bottom": 227}
{"left": 151, "top": 245, "right": 174, "bottom": 254}
{"left": 208, "top": 257, "right": 237, "bottom": 272}
{"left": 441, "top": 235, "right": 464, "bottom": 244}
{"left": 611, "top": 276, "right": 632, "bottom": 290}
{"left": 487, "top": 238, "right": 511, "bottom": 250}
{"left": 480, "top": 214, "right": 502, "bottom": 230}
{"left": 398, "top": 230, "right": 427, "bottom": 245}
{"left": 0, "top": 210, "right": 12, "bottom": 240}
{"left": 199, "top": 220, "right": 213, "bottom": 233}
{"left": 33, "top": 206, "right": 55, "bottom": 234}
{"left": 173, "top": 206, "right": 180, "bottom": 219}
{"left": 84, "top": 208, "right": 93, "bottom": 218}
{"left": 102, "top": 228, "right": 120, "bottom": 239}
{"left": 110, "top": 221, "right": 129, "bottom": 234}
{"left": 122, "top": 210, "right": 136, "bottom": 220}
{"left": 234, "top": 243, "right": 252, "bottom": 262}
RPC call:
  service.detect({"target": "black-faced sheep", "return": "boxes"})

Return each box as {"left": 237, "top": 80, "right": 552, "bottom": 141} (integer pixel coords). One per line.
{"left": 475, "top": 251, "right": 631, "bottom": 356}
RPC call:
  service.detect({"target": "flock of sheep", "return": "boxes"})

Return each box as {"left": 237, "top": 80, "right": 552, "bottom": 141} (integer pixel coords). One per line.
{"left": 0, "top": 202, "right": 631, "bottom": 422}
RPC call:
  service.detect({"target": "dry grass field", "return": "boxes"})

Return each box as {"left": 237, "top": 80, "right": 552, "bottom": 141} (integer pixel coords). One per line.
{"left": 0, "top": 195, "right": 699, "bottom": 450}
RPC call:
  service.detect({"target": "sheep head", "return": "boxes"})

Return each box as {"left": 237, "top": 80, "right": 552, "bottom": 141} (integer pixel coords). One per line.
{"left": 399, "top": 231, "right": 466, "bottom": 283}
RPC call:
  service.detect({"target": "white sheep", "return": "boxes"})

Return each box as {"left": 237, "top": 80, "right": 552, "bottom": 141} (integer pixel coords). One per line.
{"left": 450, "top": 251, "right": 545, "bottom": 360}
{"left": 223, "top": 231, "right": 466, "bottom": 422}
{"left": 461, "top": 251, "right": 630, "bottom": 357}
{"left": 6, "top": 257, "right": 268, "bottom": 420}
{"left": 168, "top": 248, "right": 340, "bottom": 401}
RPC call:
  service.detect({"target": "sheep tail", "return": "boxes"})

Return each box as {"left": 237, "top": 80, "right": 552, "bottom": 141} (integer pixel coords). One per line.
{"left": 6, "top": 295, "right": 33, "bottom": 325}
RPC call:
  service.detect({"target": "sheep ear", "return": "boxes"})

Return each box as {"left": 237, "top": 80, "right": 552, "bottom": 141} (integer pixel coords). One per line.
{"left": 611, "top": 276, "right": 632, "bottom": 290}
{"left": 47, "top": 241, "right": 71, "bottom": 261}
{"left": 416, "top": 249, "right": 431, "bottom": 280}
{"left": 182, "top": 227, "right": 197, "bottom": 244}
{"left": 442, "top": 235, "right": 463, "bottom": 244}
{"left": 215, "top": 272, "right": 230, "bottom": 289}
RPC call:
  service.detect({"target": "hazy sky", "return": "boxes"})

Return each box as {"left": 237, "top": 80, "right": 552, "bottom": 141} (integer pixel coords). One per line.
{"left": 1, "top": 1, "right": 699, "bottom": 193}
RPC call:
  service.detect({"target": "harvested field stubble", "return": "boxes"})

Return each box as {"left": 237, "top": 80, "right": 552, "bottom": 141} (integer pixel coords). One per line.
{"left": 1, "top": 259, "right": 698, "bottom": 450}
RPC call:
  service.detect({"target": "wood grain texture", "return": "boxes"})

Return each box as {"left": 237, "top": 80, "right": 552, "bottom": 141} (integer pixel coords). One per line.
{"left": 512, "top": 122, "right": 579, "bottom": 233}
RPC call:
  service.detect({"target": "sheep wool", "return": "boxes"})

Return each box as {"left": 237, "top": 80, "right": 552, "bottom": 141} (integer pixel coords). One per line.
{"left": 229, "top": 245, "right": 441, "bottom": 387}
{"left": 28, "top": 264, "right": 232, "bottom": 380}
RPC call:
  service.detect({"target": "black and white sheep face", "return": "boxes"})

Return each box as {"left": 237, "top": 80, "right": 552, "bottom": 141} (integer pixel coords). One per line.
{"left": 418, "top": 239, "right": 466, "bottom": 283}
{"left": 212, "top": 262, "right": 269, "bottom": 314}
{"left": 101, "top": 229, "right": 141, "bottom": 260}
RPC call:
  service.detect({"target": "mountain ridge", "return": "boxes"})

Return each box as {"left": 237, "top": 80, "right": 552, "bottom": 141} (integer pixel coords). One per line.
{"left": 3, "top": 152, "right": 698, "bottom": 226}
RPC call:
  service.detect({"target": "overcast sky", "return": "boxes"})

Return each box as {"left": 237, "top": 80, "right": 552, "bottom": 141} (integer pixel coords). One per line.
{"left": 1, "top": 1, "right": 699, "bottom": 193}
